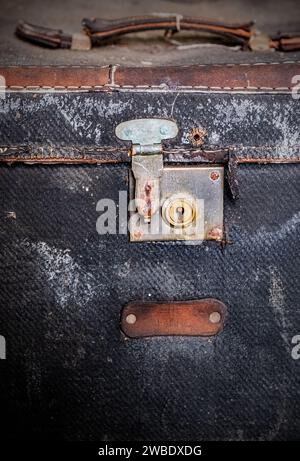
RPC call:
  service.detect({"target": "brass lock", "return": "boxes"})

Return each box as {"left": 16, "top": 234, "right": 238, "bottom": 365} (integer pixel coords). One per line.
{"left": 162, "top": 193, "right": 197, "bottom": 228}
{"left": 116, "top": 118, "right": 224, "bottom": 242}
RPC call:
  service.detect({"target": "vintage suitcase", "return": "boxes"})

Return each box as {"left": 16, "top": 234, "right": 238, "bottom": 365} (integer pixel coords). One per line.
{"left": 0, "top": 0, "right": 300, "bottom": 441}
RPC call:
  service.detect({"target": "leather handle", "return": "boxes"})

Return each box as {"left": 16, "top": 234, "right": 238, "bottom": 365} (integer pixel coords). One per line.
{"left": 83, "top": 15, "right": 253, "bottom": 47}
{"left": 15, "top": 18, "right": 300, "bottom": 51}
{"left": 15, "top": 16, "right": 253, "bottom": 50}
{"left": 16, "top": 22, "right": 72, "bottom": 49}
{"left": 271, "top": 33, "right": 300, "bottom": 51}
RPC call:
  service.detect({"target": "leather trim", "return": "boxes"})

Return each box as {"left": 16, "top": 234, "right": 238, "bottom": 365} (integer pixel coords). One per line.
{"left": 0, "top": 146, "right": 299, "bottom": 165}
{"left": 112, "top": 63, "right": 298, "bottom": 91}
{"left": 0, "top": 63, "right": 299, "bottom": 93}
{"left": 0, "top": 66, "right": 110, "bottom": 88}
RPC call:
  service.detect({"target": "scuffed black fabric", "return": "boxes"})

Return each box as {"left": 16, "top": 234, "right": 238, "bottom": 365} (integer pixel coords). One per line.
{"left": 0, "top": 163, "right": 299, "bottom": 440}
{"left": 0, "top": 92, "right": 299, "bottom": 161}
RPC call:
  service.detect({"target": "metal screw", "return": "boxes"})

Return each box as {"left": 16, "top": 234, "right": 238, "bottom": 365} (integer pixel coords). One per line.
{"left": 208, "top": 227, "right": 223, "bottom": 240}
{"left": 209, "top": 312, "right": 221, "bottom": 324}
{"left": 133, "top": 230, "right": 143, "bottom": 240}
{"left": 126, "top": 314, "right": 137, "bottom": 325}
{"left": 210, "top": 171, "right": 220, "bottom": 181}
{"left": 124, "top": 128, "right": 132, "bottom": 137}
{"left": 160, "top": 126, "right": 168, "bottom": 136}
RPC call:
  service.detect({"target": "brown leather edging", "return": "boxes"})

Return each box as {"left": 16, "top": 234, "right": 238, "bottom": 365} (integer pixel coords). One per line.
{"left": 1, "top": 155, "right": 299, "bottom": 166}
{"left": 112, "top": 63, "right": 299, "bottom": 91}
{"left": 0, "top": 145, "right": 299, "bottom": 165}
{"left": 1, "top": 158, "right": 299, "bottom": 165}
{"left": 0, "top": 66, "right": 110, "bottom": 88}
{"left": 0, "top": 146, "right": 228, "bottom": 164}
{"left": 0, "top": 62, "right": 300, "bottom": 92}
{"left": 237, "top": 158, "right": 300, "bottom": 164}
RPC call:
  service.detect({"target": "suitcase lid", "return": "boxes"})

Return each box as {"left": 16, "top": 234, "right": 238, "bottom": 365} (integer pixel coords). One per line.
{"left": 0, "top": 0, "right": 299, "bottom": 174}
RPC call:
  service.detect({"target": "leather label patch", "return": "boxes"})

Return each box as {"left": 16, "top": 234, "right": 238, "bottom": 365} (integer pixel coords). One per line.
{"left": 121, "top": 299, "right": 226, "bottom": 338}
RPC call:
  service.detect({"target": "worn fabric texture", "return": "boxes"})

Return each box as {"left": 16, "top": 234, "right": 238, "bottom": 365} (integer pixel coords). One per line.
{"left": 0, "top": 0, "right": 300, "bottom": 441}
{"left": 0, "top": 162, "right": 299, "bottom": 440}
{"left": 0, "top": 92, "right": 299, "bottom": 161}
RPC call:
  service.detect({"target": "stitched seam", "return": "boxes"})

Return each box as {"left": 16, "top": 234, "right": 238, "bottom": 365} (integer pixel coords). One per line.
{"left": 5, "top": 84, "right": 294, "bottom": 90}
{"left": 1, "top": 145, "right": 300, "bottom": 152}
{"left": 1, "top": 155, "right": 298, "bottom": 158}
{"left": 0, "top": 146, "right": 128, "bottom": 153}
{"left": 1, "top": 157, "right": 299, "bottom": 163}
{"left": 2, "top": 61, "right": 300, "bottom": 68}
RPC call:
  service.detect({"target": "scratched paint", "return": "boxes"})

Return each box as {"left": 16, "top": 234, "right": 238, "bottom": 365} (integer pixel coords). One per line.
{"left": 23, "top": 241, "right": 97, "bottom": 309}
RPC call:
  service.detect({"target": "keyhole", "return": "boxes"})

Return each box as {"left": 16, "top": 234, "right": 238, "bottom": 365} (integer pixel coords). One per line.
{"left": 176, "top": 206, "right": 184, "bottom": 222}
{"left": 162, "top": 194, "right": 196, "bottom": 228}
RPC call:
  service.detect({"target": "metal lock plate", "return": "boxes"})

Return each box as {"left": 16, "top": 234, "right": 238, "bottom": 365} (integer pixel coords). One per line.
{"left": 116, "top": 118, "right": 224, "bottom": 243}
{"left": 129, "top": 165, "right": 223, "bottom": 242}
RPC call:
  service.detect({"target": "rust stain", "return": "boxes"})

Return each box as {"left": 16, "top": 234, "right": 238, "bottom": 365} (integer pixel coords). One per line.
{"left": 188, "top": 127, "right": 208, "bottom": 147}
{"left": 143, "top": 181, "right": 153, "bottom": 219}
{"left": 210, "top": 171, "right": 220, "bottom": 181}
{"left": 133, "top": 230, "right": 144, "bottom": 240}
{"left": 208, "top": 227, "right": 223, "bottom": 240}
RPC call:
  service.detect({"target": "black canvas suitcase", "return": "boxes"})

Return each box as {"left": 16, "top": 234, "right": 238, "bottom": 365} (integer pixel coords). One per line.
{"left": 0, "top": 0, "right": 300, "bottom": 441}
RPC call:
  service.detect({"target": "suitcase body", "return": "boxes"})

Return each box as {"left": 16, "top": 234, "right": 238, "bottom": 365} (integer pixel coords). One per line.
{"left": 0, "top": 0, "right": 300, "bottom": 441}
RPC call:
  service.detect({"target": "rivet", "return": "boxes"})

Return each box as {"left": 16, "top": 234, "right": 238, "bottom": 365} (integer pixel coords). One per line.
{"left": 126, "top": 314, "right": 137, "bottom": 324}
{"left": 209, "top": 311, "right": 221, "bottom": 324}
{"left": 210, "top": 171, "right": 220, "bottom": 181}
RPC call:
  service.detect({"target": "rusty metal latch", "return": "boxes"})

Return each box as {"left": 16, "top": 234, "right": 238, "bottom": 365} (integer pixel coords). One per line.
{"left": 116, "top": 118, "right": 224, "bottom": 243}
{"left": 116, "top": 119, "right": 178, "bottom": 224}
